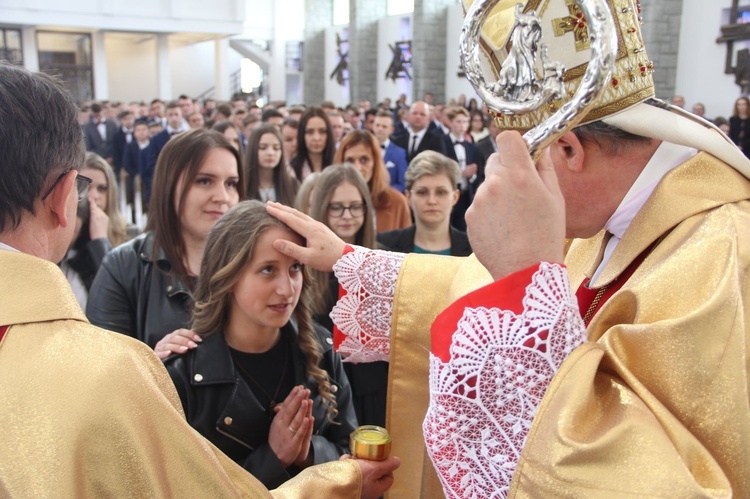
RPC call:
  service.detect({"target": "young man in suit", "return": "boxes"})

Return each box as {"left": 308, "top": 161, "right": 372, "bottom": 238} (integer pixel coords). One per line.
{"left": 122, "top": 119, "right": 151, "bottom": 217}
{"left": 112, "top": 110, "right": 135, "bottom": 178}
{"left": 373, "top": 111, "right": 409, "bottom": 193}
{"left": 475, "top": 117, "right": 500, "bottom": 164}
{"left": 82, "top": 102, "right": 118, "bottom": 164}
{"left": 442, "top": 106, "right": 484, "bottom": 231}
{"left": 392, "top": 101, "right": 447, "bottom": 163}
{"left": 142, "top": 101, "right": 188, "bottom": 205}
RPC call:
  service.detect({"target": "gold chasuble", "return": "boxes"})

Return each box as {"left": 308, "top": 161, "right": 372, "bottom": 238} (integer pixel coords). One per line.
{"left": 387, "top": 254, "right": 492, "bottom": 498}
{"left": 385, "top": 152, "right": 750, "bottom": 497}
{"left": 0, "top": 250, "right": 361, "bottom": 498}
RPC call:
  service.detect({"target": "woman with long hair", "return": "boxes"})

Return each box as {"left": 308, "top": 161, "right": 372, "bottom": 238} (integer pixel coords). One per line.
{"left": 333, "top": 130, "right": 411, "bottom": 232}
{"left": 212, "top": 120, "right": 243, "bottom": 153}
{"left": 81, "top": 152, "right": 128, "bottom": 247}
{"left": 59, "top": 152, "right": 129, "bottom": 307}
{"left": 294, "top": 172, "right": 321, "bottom": 214}
{"left": 307, "top": 164, "right": 376, "bottom": 322}
{"left": 469, "top": 110, "right": 489, "bottom": 143}
{"left": 289, "top": 107, "right": 335, "bottom": 181}
{"left": 164, "top": 200, "right": 356, "bottom": 489}
{"left": 306, "top": 164, "right": 387, "bottom": 428}
{"left": 245, "top": 124, "right": 299, "bottom": 206}
{"left": 87, "top": 128, "right": 244, "bottom": 356}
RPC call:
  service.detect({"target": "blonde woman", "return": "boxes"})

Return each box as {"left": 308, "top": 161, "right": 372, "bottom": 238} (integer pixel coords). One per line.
{"left": 294, "top": 171, "right": 321, "bottom": 214}
{"left": 81, "top": 152, "right": 128, "bottom": 247}
{"left": 164, "top": 200, "right": 357, "bottom": 489}
{"left": 377, "top": 151, "right": 471, "bottom": 256}
{"left": 59, "top": 152, "right": 127, "bottom": 307}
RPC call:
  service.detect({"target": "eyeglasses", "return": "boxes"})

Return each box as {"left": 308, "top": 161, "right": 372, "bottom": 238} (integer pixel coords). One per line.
{"left": 409, "top": 188, "right": 454, "bottom": 199}
{"left": 41, "top": 169, "right": 93, "bottom": 202}
{"left": 327, "top": 202, "right": 367, "bottom": 218}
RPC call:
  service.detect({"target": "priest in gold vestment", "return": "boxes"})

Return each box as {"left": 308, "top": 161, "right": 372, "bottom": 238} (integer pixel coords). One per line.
{"left": 0, "top": 63, "right": 398, "bottom": 498}
{"left": 267, "top": 0, "right": 750, "bottom": 497}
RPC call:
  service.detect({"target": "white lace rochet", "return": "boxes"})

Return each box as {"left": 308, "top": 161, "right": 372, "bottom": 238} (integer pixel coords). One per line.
{"left": 423, "top": 263, "right": 586, "bottom": 498}
{"left": 330, "top": 247, "right": 405, "bottom": 363}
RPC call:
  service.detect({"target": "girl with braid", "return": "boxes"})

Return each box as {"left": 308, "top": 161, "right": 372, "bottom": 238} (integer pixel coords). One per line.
{"left": 164, "top": 200, "right": 357, "bottom": 489}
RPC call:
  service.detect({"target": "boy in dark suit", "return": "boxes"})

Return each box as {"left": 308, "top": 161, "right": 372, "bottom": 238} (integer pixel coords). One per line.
{"left": 441, "top": 106, "right": 485, "bottom": 231}
{"left": 112, "top": 110, "right": 135, "bottom": 178}
{"left": 82, "top": 103, "right": 118, "bottom": 164}
{"left": 475, "top": 118, "right": 499, "bottom": 164}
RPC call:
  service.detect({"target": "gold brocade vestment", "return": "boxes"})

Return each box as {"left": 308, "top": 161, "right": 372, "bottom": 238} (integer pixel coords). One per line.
{"left": 0, "top": 250, "right": 361, "bottom": 498}
{"left": 384, "top": 152, "right": 750, "bottom": 497}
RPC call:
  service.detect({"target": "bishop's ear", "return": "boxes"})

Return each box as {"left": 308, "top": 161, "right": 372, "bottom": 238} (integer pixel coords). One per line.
{"left": 551, "top": 131, "right": 585, "bottom": 173}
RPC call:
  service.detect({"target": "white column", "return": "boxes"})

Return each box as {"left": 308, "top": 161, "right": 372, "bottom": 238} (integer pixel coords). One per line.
{"left": 269, "top": 0, "right": 289, "bottom": 102}
{"left": 156, "top": 34, "right": 172, "bottom": 100}
{"left": 92, "top": 30, "right": 109, "bottom": 100}
{"left": 215, "top": 37, "right": 230, "bottom": 101}
{"left": 21, "top": 27, "right": 39, "bottom": 71}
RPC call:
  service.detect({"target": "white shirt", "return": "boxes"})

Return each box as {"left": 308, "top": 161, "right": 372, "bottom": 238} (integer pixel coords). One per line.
{"left": 0, "top": 241, "right": 19, "bottom": 252}
{"left": 409, "top": 128, "right": 428, "bottom": 155}
{"left": 97, "top": 120, "right": 108, "bottom": 141}
{"left": 590, "top": 141, "right": 698, "bottom": 284}
{"left": 450, "top": 133, "right": 469, "bottom": 189}
{"left": 166, "top": 124, "right": 189, "bottom": 135}
{"left": 122, "top": 127, "right": 134, "bottom": 144}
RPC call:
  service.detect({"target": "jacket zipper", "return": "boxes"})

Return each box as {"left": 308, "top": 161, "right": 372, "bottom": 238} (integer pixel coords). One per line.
{"left": 216, "top": 426, "right": 255, "bottom": 451}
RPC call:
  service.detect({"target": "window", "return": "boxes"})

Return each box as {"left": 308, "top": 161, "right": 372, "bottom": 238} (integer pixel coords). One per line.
{"left": 388, "top": 0, "right": 414, "bottom": 16}
{"left": 333, "top": 0, "right": 349, "bottom": 25}
{"left": 0, "top": 28, "right": 23, "bottom": 66}
{"left": 37, "top": 31, "right": 93, "bottom": 102}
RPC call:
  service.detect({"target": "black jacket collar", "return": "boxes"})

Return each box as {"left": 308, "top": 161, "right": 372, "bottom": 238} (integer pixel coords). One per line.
{"left": 188, "top": 320, "right": 332, "bottom": 386}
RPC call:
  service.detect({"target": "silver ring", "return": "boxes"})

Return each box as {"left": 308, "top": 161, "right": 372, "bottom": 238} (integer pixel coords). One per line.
{"left": 288, "top": 425, "right": 297, "bottom": 434}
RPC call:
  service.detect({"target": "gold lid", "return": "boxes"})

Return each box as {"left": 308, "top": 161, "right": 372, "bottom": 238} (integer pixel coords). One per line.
{"left": 350, "top": 425, "right": 392, "bottom": 461}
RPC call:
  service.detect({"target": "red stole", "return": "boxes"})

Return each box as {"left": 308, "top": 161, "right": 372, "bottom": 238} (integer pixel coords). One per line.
{"left": 576, "top": 247, "right": 652, "bottom": 326}
{"left": 0, "top": 325, "right": 7, "bottom": 342}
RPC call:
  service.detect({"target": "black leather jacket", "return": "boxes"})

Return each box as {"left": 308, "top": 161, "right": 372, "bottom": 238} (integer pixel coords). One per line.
{"left": 86, "top": 231, "right": 193, "bottom": 348}
{"left": 163, "top": 322, "right": 358, "bottom": 489}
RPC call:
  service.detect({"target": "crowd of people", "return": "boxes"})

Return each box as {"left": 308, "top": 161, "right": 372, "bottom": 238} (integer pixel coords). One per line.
{"left": 59, "top": 81, "right": 495, "bottom": 491}
{"left": 3, "top": 0, "right": 749, "bottom": 494}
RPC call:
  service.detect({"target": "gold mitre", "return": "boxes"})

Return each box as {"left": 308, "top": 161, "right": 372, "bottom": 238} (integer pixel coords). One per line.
{"left": 463, "top": 0, "right": 653, "bottom": 132}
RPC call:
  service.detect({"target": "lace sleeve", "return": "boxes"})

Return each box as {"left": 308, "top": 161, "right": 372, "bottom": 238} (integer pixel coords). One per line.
{"left": 330, "top": 246, "right": 406, "bottom": 363}
{"left": 423, "top": 263, "right": 586, "bottom": 498}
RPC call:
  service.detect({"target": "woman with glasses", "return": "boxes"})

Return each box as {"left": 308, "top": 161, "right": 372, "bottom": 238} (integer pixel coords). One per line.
{"left": 377, "top": 151, "right": 471, "bottom": 256}
{"left": 307, "top": 164, "right": 377, "bottom": 319}
{"left": 333, "top": 130, "right": 411, "bottom": 233}
{"left": 87, "top": 129, "right": 244, "bottom": 357}
{"left": 59, "top": 153, "right": 128, "bottom": 308}
{"left": 306, "top": 164, "right": 387, "bottom": 427}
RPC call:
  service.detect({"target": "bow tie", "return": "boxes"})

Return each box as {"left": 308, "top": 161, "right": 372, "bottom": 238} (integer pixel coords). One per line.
{"left": 454, "top": 140, "right": 464, "bottom": 145}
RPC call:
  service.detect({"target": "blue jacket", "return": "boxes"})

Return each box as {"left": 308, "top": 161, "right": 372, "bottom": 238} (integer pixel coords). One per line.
{"left": 383, "top": 142, "right": 409, "bottom": 193}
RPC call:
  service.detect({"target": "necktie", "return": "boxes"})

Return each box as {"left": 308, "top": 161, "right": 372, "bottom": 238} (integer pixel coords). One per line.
{"left": 410, "top": 135, "right": 418, "bottom": 156}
